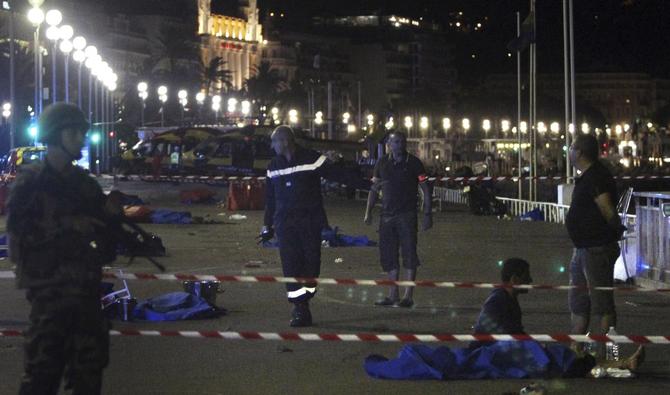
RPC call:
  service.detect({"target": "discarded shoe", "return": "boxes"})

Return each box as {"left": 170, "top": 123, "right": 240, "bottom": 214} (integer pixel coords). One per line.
{"left": 374, "top": 297, "right": 398, "bottom": 307}
{"left": 290, "top": 304, "right": 313, "bottom": 327}
{"left": 397, "top": 298, "right": 414, "bottom": 308}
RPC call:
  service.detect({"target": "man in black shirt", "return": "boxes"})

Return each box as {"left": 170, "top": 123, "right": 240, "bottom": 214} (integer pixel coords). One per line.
{"left": 565, "top": 134, "right": 624, "bottom": 341}
{"left": 261, "top": 126, "right": 368, "bottom": 327}
{"left": 364, "top": 131, "right": 432, "bottom": 307}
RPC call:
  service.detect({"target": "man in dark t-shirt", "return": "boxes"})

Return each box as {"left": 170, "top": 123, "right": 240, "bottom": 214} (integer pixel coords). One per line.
{"left": 565, "top": 134, "right": 625, "bottom": 342}
{"left": 364, "top": 131, "right": 432, "bottom": 307}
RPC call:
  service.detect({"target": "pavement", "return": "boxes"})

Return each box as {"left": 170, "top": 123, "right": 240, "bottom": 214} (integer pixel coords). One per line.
{"left": 1, "top": 180, "right": 669, "bottom": 394}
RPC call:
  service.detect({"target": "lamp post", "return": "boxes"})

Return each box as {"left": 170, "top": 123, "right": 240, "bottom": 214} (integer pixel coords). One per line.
{"left": 420, "top": 116, "right": 429, "bottom": 135}
{"left": 178, "top": 89, "right": 188, "bottom": 125}
{"left": 137, "top": 82, "right": 148, "bottom": 126}
{"left": 27, "top": 6, "right": 45, "bottom": 116}
{"left": 2, "top": 102, "right": 10, "bottom": 124}
{"left": 482, "top": 119, "right": 491, "bottom": 135}
{"left": 404, "top": 116, "right": 412, "bottom": 134}
{"left": 85, "top": 51, "right": 100, "bottom": 122}
{"left": 157, "top": 85, "right": 167, "bottom": 127}
{"left": 72, "top": 36, "right": 86, "bottom": 106}
{"left": 45, "top": 9, "right": 62, "bottom": 103}
{"left": 241, "top": 99, "right": 250, "bottom": 123}
{"left": 59, "top": 38, "right": 73, "bottom": 102}
{"left": 442, "top": 117, "right": 451, "bottom": 134}
{"left": 196, "top": 91, "right": 205, "bottom": 123}
{"left": 462, "top": 118, "right": 470, "bottom": 133}
{"left": 212, "top": 95, "right": 221, "bottom": 123}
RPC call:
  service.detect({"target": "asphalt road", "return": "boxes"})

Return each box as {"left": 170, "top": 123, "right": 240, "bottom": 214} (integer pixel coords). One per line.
{"left": 1, "top": 180, "right": 669, "bottom": 394}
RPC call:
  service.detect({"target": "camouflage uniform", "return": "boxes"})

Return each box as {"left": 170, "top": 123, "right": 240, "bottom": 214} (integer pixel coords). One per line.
{"left": 8, "top": 161, "right": 112, "bottom": 395}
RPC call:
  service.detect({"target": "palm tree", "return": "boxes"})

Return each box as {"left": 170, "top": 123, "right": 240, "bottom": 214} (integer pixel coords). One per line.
{"left": 152, "top": 25, "right": 201, "bottom": 86}
{"left": 244, "top": 61, "right": 283, "bottom": 112}
{"left": 200, "top": 56, "right": 233, "bottom": 95}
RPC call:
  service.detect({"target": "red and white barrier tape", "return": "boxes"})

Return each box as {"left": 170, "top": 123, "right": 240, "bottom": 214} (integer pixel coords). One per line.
{"left": 1, "top": 271, "right": 666, "bottom": 293}
{"left": 119, "top": 174, "right": 670, "bottom": 185}
{"left": 1, "top": 329, "right": 668, "bottom": 344}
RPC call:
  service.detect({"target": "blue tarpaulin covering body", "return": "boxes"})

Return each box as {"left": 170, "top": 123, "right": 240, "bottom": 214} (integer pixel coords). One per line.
{"left": 133, "top": 292, "right": 224, "bottom": 321}
{"left": 364, "top": 341, "right": 593, "bottom": 380}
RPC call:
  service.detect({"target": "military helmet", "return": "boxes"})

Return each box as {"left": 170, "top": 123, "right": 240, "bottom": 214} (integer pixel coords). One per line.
{"left": 38, "top": 102, "right": 90, "bottom": 144}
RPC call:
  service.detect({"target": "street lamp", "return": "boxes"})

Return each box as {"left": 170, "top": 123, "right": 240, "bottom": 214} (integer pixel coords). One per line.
{"left": 27, "top": 6, "right": 45, "bottom": 115}
{"left": 404, "top": 116, "right": 412, "bottom": 133}
{"left": 537, "top": 121, "right": 547, "bottom": 134}
{"left": 314, "top": 111, "right": 324, "bottom": 126}
{"left": 519, "top": 121, "right": 528, "bottom": 134}
{"left": 615, "top": 124, "right": 623, "bottom": 137}
{"left": 501, "top": 119, "right": 510, "bottom": 134}
{"left": 45, "top": 11, "right": 63, "bottom": 103}
{"left": 195, "top": 92, "right": 205, "bottom": 123}
{"left": 482, "top": 119, "right": 491, "bottom": 134}
{"left": 227, "top": 97, "right": 237, "bottom": 113}
{"left": 271, "top": 107, "right": 279, "bottom": 125}
{"left": 550, "top": 122, "right": 560, "bottom": 134}
{"left": 212, "top": 95, "right": 221, "bottom": 123}
{"left": 72, "top": 36, "right": 86, "bottom": 106}
{"left": 462, "top": 118, "right": 470, "bottom": 132}
{"left": 342, "top": 112, "right": 350, "bottom": 124}
{"left": 419, "top": 116, "right": 429, "bottom": 133}
{"left": 178, "top": 89, "right": 188, "bottom": 125}
{"left": 581, "top": 122, "right": 589, "bottom": 134}
{"left": 2, "top": 102, "right": 10, "bottom": 121}
{"left": 442, "top": 117, "right": 451, "bottom": 132}
{"left": 288, "top": 109, "right": 298, "bottom": 125}
{"left": 59, "top": 39, "right": 73, "bottom": 102}
{"left": 366, "top": 114, "right": 374, "bottom": 129}
{"left": 157, "top": 85, "right": 167, "bottom": 126}
{"left": 385, "top": 116, "right": 394, "bottom": 130}
{"left": 135, "top": 84, "right": 147, "bottom": 126}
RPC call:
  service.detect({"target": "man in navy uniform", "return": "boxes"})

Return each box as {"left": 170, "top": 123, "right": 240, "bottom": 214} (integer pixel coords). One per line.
{"left": 261, "top": 125, "right": 368, "bottom": 327}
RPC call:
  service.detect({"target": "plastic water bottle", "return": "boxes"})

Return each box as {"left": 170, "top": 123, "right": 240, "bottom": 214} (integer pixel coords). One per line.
{"left": 606, "top": 326, "right": 620, "bottom": 361}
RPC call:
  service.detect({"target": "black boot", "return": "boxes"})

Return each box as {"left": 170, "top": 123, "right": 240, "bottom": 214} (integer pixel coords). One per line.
{"left": 290, "top": 301, "right": 312, "bottom": 327}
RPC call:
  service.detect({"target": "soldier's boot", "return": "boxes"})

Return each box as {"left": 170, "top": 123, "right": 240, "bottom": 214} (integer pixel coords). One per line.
{"left": 290, "top": 301, "right": 312, "bottom": 327}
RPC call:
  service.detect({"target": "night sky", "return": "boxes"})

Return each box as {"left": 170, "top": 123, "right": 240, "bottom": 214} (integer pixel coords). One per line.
{"left": 249, "top": 0, "right": 670, "bottom": 81}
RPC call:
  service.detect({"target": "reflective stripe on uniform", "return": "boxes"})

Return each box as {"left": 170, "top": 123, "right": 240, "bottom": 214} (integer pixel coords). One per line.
{"left": 266, "top": 155, "right": 327, "bottom": 178}
{"left": 287, "top": 286, "right": 317, "bottom": 299}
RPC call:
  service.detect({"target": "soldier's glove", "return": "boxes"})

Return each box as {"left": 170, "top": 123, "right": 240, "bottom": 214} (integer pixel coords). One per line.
{"left": 257, "top": 227, "right": 275, "bottom": 244}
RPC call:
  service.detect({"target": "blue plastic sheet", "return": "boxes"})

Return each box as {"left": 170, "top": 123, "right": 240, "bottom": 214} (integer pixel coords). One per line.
{"left": 364, "top": 341, "right": 592, "bottom": 380}
{"left": 150, "top": 209, "right": 193, "bottom": 224}
{"left": 262, "top": 226, "right": 376, "bottom": 248}
{"left": 133, "top": 292, "right": 225, "bottom": 321}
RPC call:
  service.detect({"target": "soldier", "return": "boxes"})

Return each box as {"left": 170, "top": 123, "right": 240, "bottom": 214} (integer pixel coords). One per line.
{"left": 8, "top": 102, "right": 121, "bottom": 394}
{"left": 260, "top": 125, "right": 368, "bottom": 327}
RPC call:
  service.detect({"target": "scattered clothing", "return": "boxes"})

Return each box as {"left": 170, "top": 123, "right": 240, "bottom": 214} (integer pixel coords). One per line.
{"left": 180, "top": 188, "right": 216, "bottom": 204}
{"left": 519, "top": 208, "right": 544, "bottom": 222}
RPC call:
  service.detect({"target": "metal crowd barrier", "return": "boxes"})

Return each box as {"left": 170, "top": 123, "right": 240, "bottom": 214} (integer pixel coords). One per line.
{"left": 634, "top": 192, "right": 670, "bottom": 286}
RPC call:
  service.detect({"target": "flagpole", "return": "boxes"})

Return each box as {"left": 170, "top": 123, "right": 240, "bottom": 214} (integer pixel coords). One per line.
{"left": 563, "top": 0, "right": 571, "bottom": 180}
{"left": 531, "top": 0, "right": 537, "bottom": 201}
{"left": 569, "top": 0, "right": 577, "bottom": 182}
{"left": 516, "top": 11, "right": 522, "bottom": 199}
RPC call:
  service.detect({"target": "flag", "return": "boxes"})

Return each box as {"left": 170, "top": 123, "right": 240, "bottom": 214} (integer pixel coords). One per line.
{"left": 506, "top": 12, "right": 535, "bottom": 52}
